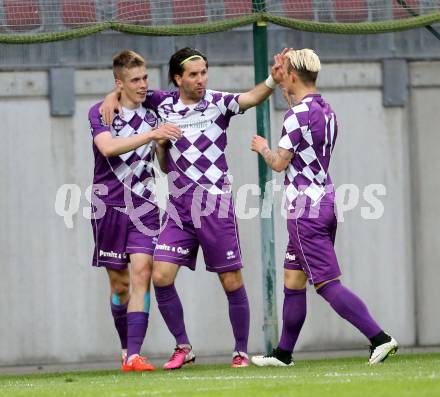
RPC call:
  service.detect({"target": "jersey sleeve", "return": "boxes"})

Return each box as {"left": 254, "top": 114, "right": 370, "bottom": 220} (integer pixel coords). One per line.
{"left": 143, "top": 89, "right": 169, "bottom": 112}
{"left": 88, "top": 102, "right": 110, "bottom": 139}
{"left": 278, "top": 109, "right": 303, "bottom": 153}
{"left": 210, "top": 90, "right": 242, "bottom": 117}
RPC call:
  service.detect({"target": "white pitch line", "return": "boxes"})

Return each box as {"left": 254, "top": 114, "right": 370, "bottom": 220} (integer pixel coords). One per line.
{"left": 323, "top": 372, "right": 380, "bottom": 377}
{"left": 174, "top": 375, "right": 298, "bottom": 381}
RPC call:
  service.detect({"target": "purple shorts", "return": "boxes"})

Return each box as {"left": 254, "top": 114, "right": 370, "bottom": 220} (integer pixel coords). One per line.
{"left": 91, "top": 202, "right": 160, "bottom": 270}
{"left": 154, "top": 191, "right": 243, "bottom": 273}
{"left": 284, "top": 205, "right": 341, "bottom": 285}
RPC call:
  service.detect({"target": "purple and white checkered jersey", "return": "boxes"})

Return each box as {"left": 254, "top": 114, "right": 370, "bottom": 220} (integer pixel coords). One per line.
{"left": 144, "top": 89, "right": 241, "bottom": 195}
{"left": 278, "top": 94, "right": 338, "bottom": 210}
{"left": 88, "top": 102, "right": 157, "bottom": 206}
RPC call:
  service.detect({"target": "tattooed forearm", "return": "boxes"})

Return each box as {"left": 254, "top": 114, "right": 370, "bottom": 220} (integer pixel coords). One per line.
{"left": 261, "top": 146, "right": 277, "bottom": 167}
{"left": 260, "top": 146, "right": 293, "bottom": 171}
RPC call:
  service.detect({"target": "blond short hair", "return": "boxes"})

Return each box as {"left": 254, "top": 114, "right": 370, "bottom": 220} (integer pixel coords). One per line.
{"left": 112, "top": 50, "right": 146, "bottom": 80}
{"left": 286, "top": 49, "right": 321, "bottom": 83}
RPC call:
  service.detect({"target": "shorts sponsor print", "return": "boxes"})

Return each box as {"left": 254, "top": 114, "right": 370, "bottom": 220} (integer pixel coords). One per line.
{"left": 92, "top": 202, "right": 160, "bottom": 270}
{"left": 153, "top": 191, "right": 243, "bottom": 273}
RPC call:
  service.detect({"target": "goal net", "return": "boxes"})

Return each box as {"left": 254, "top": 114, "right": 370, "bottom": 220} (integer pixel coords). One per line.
{"left": 1, "top": 1, "right": 439, "bottom": 43}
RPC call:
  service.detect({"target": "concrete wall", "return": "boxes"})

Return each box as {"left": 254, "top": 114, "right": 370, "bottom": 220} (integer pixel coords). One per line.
{"left": 0, "top": 61, "right": 438, "bottom": 365}
{"left": 409, "top": 62, "right": 440, "bottom": 345}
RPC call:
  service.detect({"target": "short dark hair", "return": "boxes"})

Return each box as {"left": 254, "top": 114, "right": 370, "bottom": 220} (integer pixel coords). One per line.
{"left": 168, "top": 47, "right": 208, "bottom": 87}
{"left": 112, "top": 50, "right": 146, "bottom": 80}
{"left": 289, "top": 67, "right": 318, "bottom": 84}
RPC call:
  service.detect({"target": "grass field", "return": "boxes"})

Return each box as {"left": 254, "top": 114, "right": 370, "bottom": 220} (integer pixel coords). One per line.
{"left": 1, "top": 353, "right": 439, "bottom": 397}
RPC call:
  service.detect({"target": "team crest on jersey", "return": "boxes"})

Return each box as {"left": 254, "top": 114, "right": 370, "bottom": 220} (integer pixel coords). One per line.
{"left": 99, "top": 114, "right": 106, "bottom": 127}
{"left": 113, "top": 118, "right": 124, "bottom": 132}
{"left": 144, "top": 111, "right": 156, "bottom": 127}
{"left": 161, "top": 103, "right": 174, "bottom": 116}
{"left": 194, "top": 99, "right": 209, "bottom": 113}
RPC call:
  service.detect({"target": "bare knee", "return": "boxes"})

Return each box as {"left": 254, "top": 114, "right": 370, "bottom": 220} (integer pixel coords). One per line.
{"left": 219, "top": 270, "right": 243, "bottom": 292}
{"left": 128, "top": 254, "right": 153, "bottom": 292}
{"left": 112, "top": 279, "right": 129, "bottom": 296}
{"left": 131, "top": 267, "right": 152, "bottom": 292}
{"left": 284, "top": 269, "right": 308, "bottom": 290}
{"left": 152, "top": 261, "right": 178, "bottom": 287}
{"left": 108, "top": 270, "right": 130, "bottom": 299}
{"left": 152, "top": 268, "right": 166, "bottom": 287}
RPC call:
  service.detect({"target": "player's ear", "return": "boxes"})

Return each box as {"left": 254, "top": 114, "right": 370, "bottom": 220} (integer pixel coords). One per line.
{"left": 174, "top": 74, "right": 183, "bottom": 87}
{"left": 290, "top": 70, "right": 297, "bottom": 84}
{"left": 115, "top": 78, "right": 123, "bottom": 90}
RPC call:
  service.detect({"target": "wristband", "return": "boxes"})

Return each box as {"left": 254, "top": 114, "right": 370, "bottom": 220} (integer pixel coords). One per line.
{"left": 265, "top": 75, "right": 276, "bottom": 90}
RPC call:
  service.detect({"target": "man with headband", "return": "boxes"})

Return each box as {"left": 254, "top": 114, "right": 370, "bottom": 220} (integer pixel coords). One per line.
{"left": 100, "top": 47, "right": 284, "bottom": 369}
{"left": 250, "top": 49, "right": 398, "bottom": 367}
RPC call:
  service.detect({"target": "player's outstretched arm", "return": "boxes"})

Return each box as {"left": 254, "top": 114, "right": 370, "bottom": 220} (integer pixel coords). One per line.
{"left": 251, "top": 135, "right": 292, "bottom": 172}
{"left": 99, "top": 88, "right": 122, "bottom": 126}
{"left": 94, "top": 124, "right": 181, "bottom": 157}
{"left": 238, "top": 49, "right": 288, "bottom": 111}
{"left": 238, "top": 81, "right": 274, "bottom": 112}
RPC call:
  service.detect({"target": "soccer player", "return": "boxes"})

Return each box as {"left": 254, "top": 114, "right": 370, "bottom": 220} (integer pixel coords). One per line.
{"left": 100, "top": 47, "right": 284, "bottom": 369}
{"left": 88, "top": 50, "right": 181, "bottom": 372}
{"left": 250, "top": 49, "right": 398, "bottom": 366}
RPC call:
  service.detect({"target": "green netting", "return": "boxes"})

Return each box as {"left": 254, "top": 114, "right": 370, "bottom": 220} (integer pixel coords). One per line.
{"left": 266, "top": 11, "right": 440, "bottom": 35}
{"left": 1, "top": 1, "right": 440, "bottom": 44}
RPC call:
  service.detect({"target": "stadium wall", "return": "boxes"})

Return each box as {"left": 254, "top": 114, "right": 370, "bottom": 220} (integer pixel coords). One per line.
{"left": 0, "top": 60, "right": 438, "bottom": 366}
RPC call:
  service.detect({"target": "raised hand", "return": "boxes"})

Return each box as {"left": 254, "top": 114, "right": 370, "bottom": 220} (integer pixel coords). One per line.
{"left": 271, "top": 47, "right": 293, "bottom": 85}
{"left": 99, "top": 91, "right": 122, "bottom": 125}
{"left": 281, "top": 47, "right": 294, "bottom": 56}
{"left": 251, "top": 134, "right": 269, "bottom": 154}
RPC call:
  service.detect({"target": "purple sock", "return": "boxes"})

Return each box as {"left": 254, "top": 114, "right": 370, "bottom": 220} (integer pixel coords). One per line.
{"left": 154, "top": 284, "right": 190, "bottom": 345}
{"left": 226, "top": 286, "right": 250, "bottom": 354}
{"left": 127, "top": 312, "right": 149, "bottom": 358}
{"left": 317, "top": 280, "right": 382, "bottom": 339}
{"left": 110, "top": 300, "right": 128, "bottom": 349}
{"left": 278, "top": 287, "right": 307, "bottom": 352}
